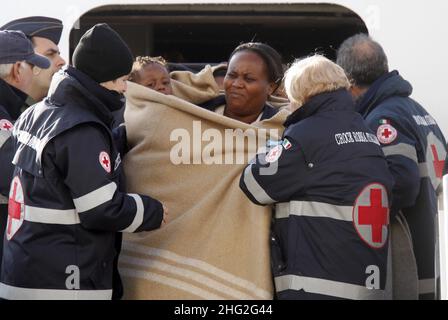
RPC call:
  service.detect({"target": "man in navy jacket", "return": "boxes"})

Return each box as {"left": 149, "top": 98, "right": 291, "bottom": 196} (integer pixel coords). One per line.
{"left": 337, "top": 34, "right": 447, "bottom": 299}
{"left": 0, "top": 24, "right": 166, "bottom": 300}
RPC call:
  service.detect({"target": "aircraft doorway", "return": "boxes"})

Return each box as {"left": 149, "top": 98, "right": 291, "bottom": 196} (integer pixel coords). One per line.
{"left": 71, "top": 3, "right": 368, "bottom": 68}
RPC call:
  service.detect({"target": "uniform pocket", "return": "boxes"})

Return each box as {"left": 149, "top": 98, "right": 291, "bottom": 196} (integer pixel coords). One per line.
{"left": 88, "top": 249, "right": 116, "bottom": 290}
{"left": 270, "top": 230, "right": 287, "bottom": 277}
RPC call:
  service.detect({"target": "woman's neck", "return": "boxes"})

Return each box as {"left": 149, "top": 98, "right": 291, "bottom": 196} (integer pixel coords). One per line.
{"left": 224, "top": 106, "right": 264, "bottom": 124}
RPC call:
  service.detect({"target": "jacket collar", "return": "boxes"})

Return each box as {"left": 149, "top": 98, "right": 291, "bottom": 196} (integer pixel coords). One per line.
{"left": 284, "top": 89, "right": 354, "bottom": 127}
{"left": 356, "top": 70, "right": 413, "bottom": 116}
{"left": 260, "top": 103, "right": 279, "bottom": 121}
{"left": 0, "top": 78, "right": 28, "bottom": 120}
{"left": 48, "top": 66, "right": 124, "bottom": 127}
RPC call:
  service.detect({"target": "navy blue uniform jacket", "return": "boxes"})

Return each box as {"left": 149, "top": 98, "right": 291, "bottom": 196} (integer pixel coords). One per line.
{"left": 240, "top": 89, "right": 394, "bottom": 300}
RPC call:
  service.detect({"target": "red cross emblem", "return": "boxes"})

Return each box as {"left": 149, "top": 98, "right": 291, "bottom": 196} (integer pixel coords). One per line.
{"left": 99, "top": 151, "right": 111, "bottom": 173}
{"left": 265, "top": 144, "right": 283, "bottom": 163}
{"left": 7, "top": 176, "right": 25, "bottom": 241}
{"left": 353, "top": 183, "right": 389, "bottom": 249}
{"left": 0, "top": 119, "right": 13, "bottom": 132}
{"left": 425, "top": 132, "right": 447, "bottom": 190}
{"left": 431, "top": 144, "right": 445, "bottom": 179}
{"left": 377, "top": 124, "right": 397, "bottom": 144}
{"left": 382, "top": 128, "right": 392, "bottom": 139}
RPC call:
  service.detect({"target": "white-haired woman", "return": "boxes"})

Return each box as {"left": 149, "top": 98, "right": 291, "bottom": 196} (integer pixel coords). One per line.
{"left": 240, "top": 55, "right": 394, "bottom": 300}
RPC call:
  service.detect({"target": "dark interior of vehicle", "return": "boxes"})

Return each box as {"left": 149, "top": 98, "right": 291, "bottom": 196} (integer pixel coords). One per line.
{"left": 70, "top": 3, "right": 368, "bottom": 70}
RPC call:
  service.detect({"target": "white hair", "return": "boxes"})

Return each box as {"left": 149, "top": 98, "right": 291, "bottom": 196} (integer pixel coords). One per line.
{"left": 284, "top": 55, "right": 350, "bottom": 110}
{"left": 0, "top": 63, "right": 13, "bottom": 79}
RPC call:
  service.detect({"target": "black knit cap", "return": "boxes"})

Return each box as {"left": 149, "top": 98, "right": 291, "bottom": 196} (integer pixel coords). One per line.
{"left": 72, "top": 23, "right": 133, "bottom": 83}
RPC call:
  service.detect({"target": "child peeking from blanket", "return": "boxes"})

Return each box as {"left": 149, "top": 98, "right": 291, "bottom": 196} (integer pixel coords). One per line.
{"left": 129, "top": 56, "right": 173, "bottom": 95}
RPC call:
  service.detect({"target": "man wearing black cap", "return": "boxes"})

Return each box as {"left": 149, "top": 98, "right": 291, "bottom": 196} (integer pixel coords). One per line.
{"left": 0, "top": 23, "right": 167, "bottom": 300}
{"left": 1, "top": 16, "right": 66, "bottom": 102}
{"left": 0, "top": 30, "right": 50, "bottom": 274}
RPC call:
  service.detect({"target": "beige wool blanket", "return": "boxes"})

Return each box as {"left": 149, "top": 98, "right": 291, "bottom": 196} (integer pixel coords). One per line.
{"left": 119, "top": 75, "right": 289, "bottom": 300}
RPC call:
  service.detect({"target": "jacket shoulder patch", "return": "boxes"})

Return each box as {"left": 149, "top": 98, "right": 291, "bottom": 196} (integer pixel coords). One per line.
{"left": 376, "top": 122, "right": 397, "bottom": 144}
{"left": 99, "top": 151, "right": 111, "bottom": 173}
{"left": 0, "top": 119, "right": 13, "bottom": 132}
{"left": 265, "top": 144, "right": 283, "bottom": 163}
{"left": 282, "top": 138, "right": 292, "bottom": 150}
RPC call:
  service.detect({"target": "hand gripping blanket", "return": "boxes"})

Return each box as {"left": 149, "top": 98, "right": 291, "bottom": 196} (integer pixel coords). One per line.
{"left": 119, "top": 76, "right": 289, "bottom": 300}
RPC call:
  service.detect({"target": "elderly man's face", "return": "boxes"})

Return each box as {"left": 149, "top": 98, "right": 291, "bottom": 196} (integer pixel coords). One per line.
{"left": 3, "top": 61, "right": 34, "bottom": 95}
{"left": 20, "top": 61, "right": 34, "bottom": 90}
{"left": 17, "top": 61, "right": 34, "bottom": 94}
{"left": 30, "top": 36, "right": 65, "bottom": 100}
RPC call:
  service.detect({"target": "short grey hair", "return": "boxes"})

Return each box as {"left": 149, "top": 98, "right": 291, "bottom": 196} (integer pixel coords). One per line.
{"left": 0, "top": 63, "right": 13, "bottom": 79}
{"left": 336, "top": 33, "right": 389, "bottom": 87}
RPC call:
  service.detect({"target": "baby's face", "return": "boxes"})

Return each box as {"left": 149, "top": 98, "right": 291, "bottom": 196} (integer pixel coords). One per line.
{"left": 137, "top": 63, "right": 173, "bottom": 95}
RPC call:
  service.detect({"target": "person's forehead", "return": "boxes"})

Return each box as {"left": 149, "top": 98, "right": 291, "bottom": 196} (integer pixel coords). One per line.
{"left": 228, "top": 51, "right": 266, "bottom": 71}
{"left": 141, "top": 64, "right": 170, "bottom": 76}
